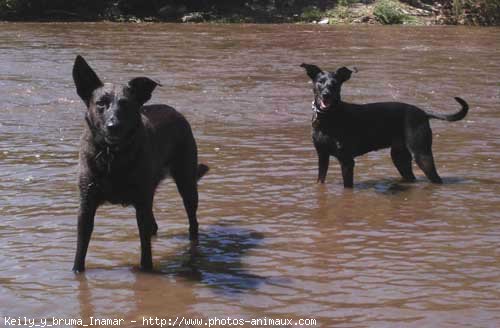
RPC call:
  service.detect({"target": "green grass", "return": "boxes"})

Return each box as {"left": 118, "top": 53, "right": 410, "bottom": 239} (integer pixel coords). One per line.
{"left": 373, "top": 0, "right": 411, "bottom": 24}
{"left": 453, "top": 0, "right": 500, "bottom": 24}
{"left": 301, "top": 6, "right": 323, "bottom": 21}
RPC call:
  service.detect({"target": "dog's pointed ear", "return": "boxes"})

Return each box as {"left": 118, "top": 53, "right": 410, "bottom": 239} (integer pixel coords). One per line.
{"left": 301, "top": 63, "right": 322, "bottom": 80}
{"left": 72, "top": 55, "right": 103, "bottom": 107}
{"left": 335, "top": 66, "right": 357, "bottom": 83}
{"left": 127, "top": 77, "right": 161, "bottom": 106}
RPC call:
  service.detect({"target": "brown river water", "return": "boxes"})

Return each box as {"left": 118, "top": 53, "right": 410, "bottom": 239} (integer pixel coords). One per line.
{"left": 0, "top": 23, "right": 499, "bottom": 327}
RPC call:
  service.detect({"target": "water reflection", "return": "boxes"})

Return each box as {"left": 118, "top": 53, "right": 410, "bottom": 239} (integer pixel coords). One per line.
{"left": 161, "top": 227, "right": 265, "bottom": 295}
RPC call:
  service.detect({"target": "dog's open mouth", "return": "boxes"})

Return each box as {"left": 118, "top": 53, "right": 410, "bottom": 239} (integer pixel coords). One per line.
{"left": 319, "top": 98, "right": 332, "bottom": 110}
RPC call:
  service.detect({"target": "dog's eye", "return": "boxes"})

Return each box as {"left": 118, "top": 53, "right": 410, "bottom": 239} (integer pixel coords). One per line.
{"left": 96, "top": 105, "right": 105, "bottom": 114}
{"left": 95, "top": 100, "right": 108, "bottom": 113}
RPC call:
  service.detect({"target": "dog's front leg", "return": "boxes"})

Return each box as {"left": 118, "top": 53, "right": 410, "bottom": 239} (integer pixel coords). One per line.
{"left": 317, "top": 151, "right": 330, "bottom": 184}
{"left": 134, "top": 204, "right": 154, "bottom": 271}
{"left": 314, "top": 142, "right": 330, "bottom": 183}
{"left": 339, "top": 158, "right": 355, "bottom": 188}
{"left": 73, "top": 193, "right": 97, "bottom": 273}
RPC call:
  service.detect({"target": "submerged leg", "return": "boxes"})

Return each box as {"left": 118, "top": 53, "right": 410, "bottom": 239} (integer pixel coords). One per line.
{"left": 415, "top": 153, "right": 442, "bottom": 183}
{"left": 135, "top": 203, "right": 154, "bottom": 271}
{"left": 391, "top": 141, "right": 416, "bottom": 182}
{"left": 316, "top": 149, "right": 330, "bottom": 184}
{"left": 73, "top": 193, "right": 97, "bottom": 273}
{"left": 339, "top": 158, "right": 355, "bottom": 188}
{"left": 172, "top": 162, "right": 200, "bottom": 241}
{"left": 407, "top": 123, "right": 442, "bottom": 184}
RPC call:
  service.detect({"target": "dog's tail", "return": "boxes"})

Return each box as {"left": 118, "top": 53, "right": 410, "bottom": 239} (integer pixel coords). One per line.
{"left": 197, "top": 164, "right": 209, "bottom": 181}
{"left": 426, "top": 97, "right": 469, "bottom": 122}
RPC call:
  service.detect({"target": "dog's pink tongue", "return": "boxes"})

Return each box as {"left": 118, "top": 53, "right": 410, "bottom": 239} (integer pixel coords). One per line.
{"left": 320, "top": 100, "right": 328, "bottom": 109}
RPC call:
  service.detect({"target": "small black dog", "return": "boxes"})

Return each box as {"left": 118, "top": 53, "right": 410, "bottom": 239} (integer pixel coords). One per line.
{"left": 301, "top": 63, "right": 469, "bottom": 188}
{"left": 72, "top": 55, "right": 208, "bottom": 272}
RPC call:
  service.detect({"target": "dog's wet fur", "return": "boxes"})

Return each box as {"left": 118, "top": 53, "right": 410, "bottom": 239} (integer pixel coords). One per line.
{"left": 72, "top": 55, "right": 208, "bottom": 272}
{"left": 301, "top": 63, "right": 469, "bottom": 188}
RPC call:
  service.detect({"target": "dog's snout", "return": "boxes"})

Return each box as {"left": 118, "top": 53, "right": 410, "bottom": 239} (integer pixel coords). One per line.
{"left": 106, "top": 119, "right": 121, "bottom": 132}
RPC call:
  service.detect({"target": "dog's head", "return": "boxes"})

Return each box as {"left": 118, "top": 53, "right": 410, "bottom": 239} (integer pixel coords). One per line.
{"left": 301, "top": 63, "right": 356, "bottom": 112}
{"left": 72, "top": 55, "right": 160, "bottom": 146}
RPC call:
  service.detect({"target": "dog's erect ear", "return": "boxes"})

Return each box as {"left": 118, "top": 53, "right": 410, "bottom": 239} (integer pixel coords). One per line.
{"left": 335, "top": 66, "right": 357, "bottom": 83}
{"left": 300, "top": 63, "right": 322, "bottom": 80}
{"left": 72, "top": 55, "right": 103, "bottom": 107}
{"left": 127, "top": 77, "right": 161, "bottom": 106}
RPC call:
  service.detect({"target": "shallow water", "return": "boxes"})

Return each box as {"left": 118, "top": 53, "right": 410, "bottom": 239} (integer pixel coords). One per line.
{"left": 0, "top": 22, "right": 499, "bottom": 327}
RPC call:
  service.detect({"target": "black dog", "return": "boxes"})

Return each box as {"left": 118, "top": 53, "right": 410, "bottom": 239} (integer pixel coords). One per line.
{"left": 72, "top": 55, "right": 208, "bottom": 272}
{"left": 301, "top": 63, "right": 469, "bottom": 188}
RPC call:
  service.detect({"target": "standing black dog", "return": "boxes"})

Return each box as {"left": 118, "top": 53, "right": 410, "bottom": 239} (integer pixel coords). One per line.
{"left": 72, "top": 55, "right": 208, "bottom": 272}
{"left": 301, "top": 63, "right": 469, "bottom": 188}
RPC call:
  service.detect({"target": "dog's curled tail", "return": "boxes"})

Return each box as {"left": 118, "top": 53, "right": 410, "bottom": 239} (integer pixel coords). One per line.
{"left": 197, "top": 164, "right": 209, "bottom": 181}
{"left": 427, "top": 97, "right": 469, "bottom": 122}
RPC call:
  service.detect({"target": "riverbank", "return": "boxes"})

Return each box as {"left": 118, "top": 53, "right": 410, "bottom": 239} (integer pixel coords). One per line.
{"left": 0, "top": 0, "right": 498, "bottom": 25}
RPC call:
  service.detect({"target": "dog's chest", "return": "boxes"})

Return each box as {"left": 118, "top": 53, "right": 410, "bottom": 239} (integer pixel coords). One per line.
{"left": 88, "top": 152, "right": 152, "bottom": 205}
{"left": 313, "top": 127, "right": 343, "bottom": 154}
{"left": 94, "top": 172, "right": 145, "bottom": 205}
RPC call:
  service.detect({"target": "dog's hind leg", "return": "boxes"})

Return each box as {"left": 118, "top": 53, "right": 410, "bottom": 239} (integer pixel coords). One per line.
{"left": 407, "top": 123, "right": 443, "bottom": 184}
{"left": 151, "top": 215, "right": 158, "bottom": 235}
{"left": 414, "top": 152, "right": 442, "bottom": 184}
{"left": 391, "top": 140, "right": 416, "bottom": 182}
{"left": 339, "top": 158, "right": 355, "bottom": 188}
{"left": 172, "top": 160, "right": 199, "bottom": 241}
{"left": 197, "top": 164, "right": 209, "bottom": 181}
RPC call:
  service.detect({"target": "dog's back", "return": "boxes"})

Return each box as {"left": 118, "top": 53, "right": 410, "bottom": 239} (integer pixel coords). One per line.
{"left": 141, "top": 104, "right": 195, "bottom": 177}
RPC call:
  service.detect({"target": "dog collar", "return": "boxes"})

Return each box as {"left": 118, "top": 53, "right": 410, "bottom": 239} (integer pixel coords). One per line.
{"left": 94, "top": 146, "right": 114, "bottom": 173}
{"left": 311, "top": 101, "right": 343, "bottom": 150}
{"left": 312, "top": 101, "right": 329, "bottom": 128}
{"left": 85, "top": 114, "right": 140, "bottom": 174}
